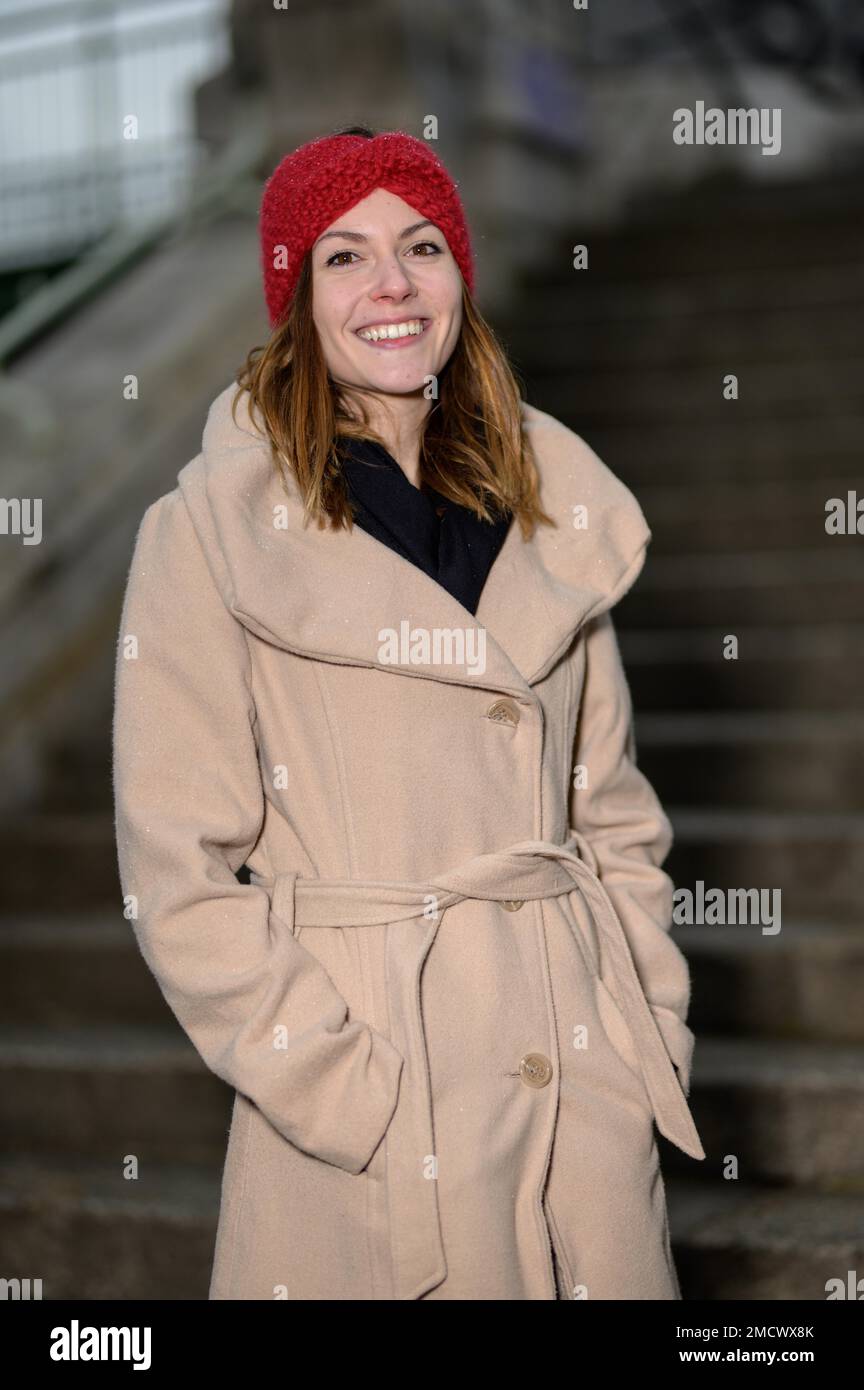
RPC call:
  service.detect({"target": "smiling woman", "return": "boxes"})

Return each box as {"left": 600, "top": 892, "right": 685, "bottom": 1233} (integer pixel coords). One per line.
{"left": 244, "top": 125, "right": 550, "bottom": 521}
{"left": 308, "top": 185, "right": 465, "bottom": 476}
{"left": 112, "top": 123, "right": 704, "bottom": 1304}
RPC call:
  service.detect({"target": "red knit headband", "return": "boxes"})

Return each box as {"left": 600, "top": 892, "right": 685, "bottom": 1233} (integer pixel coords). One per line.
{"left": 258, "top": 130, "right": 475, "bottom": 329}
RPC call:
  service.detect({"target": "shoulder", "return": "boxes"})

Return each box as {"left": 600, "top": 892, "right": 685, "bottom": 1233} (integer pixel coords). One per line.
{"left": 128, "top": 484, "right": 213, "bottom": 593}
{"left": 167, "top": 379, "right": 271, "bottom": 501}
{"left": 521, "top": 400, "right": 625, "bottom": 491}
{"left": 519, "top": 400, "right": 648, "bottom": 528}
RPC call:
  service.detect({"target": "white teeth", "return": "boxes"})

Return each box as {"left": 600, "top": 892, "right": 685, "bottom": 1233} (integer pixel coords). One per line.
{"left": 357, "top": 318, "right": 426, "bottom": 342}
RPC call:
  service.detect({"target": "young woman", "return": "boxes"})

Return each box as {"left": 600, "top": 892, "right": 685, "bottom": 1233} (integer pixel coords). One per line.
{"left": 112, "top": 126, "right": 705, "bottom": 1302}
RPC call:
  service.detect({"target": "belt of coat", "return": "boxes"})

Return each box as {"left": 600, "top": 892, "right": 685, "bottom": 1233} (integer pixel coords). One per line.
{"left": 251, "top": 833, "right": 705, "bottom": 1300}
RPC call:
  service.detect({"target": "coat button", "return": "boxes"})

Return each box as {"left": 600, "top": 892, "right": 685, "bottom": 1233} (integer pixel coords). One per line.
{"left": 520, "top": 1053, "right": 553, "bottom": 1088}
{"left": 486, "top": 697, "right": 520, "bottom": 726}
{"left": 501, "top": 899, "right": 525, "bottom": 911}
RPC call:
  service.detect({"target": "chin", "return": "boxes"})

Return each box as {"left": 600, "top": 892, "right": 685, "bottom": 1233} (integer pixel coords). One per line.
{"left": 364, "top": 371, "right": 433, "bottom": 394}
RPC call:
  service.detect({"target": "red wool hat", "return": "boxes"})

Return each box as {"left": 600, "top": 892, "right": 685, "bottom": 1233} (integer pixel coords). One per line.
{"left": 258, "top": 129, "right": 475, "bottom": 329}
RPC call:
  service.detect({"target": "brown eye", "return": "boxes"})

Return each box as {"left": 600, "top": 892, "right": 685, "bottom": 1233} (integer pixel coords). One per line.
{"left": 325, "top": 250, "right": 357, "bottom": 267}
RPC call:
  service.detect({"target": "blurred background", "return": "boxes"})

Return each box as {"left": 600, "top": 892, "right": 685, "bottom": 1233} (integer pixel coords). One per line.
{"left": 1, "top": 0, "right": 863, "bottom": 1300}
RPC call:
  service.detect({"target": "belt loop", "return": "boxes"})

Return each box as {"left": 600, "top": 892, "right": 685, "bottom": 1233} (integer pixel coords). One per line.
{"left": 271, "top": 870, "right": 300, "bottom": 936}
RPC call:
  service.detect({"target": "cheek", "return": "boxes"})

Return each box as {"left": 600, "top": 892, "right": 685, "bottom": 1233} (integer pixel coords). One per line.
{"left": 440, "top": 270, "right": 463, "bottom": 318}
{"left": 322, "top": 318, "right": 357, "bottom": 367}
{"left": 312, "top": 283, "right": 350, "bottom": 341}
{"left": 434, "top": 315, "right": 462, "bottom": 361}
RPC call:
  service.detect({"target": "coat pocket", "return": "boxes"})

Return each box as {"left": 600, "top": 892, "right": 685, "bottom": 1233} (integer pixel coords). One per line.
{"left": 245, "top": 870, "right": 405, "bottom": 1177}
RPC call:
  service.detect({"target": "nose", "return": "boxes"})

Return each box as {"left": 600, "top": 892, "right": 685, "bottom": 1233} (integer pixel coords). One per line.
{"left": 368, "top": 252, "right": 417, "bottom": 300}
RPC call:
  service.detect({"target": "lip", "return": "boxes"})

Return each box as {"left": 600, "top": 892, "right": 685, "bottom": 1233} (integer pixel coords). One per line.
{"left": 354, "top": 317, "right": 431, "bottom": 349}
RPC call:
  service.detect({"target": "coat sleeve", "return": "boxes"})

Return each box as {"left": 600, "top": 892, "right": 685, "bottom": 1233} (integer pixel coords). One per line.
{"left": 112, "top": 487, "right": 404, "bottom": 1175}
{"left": 568, "top": 610, "right": 695, "bottom": 1096}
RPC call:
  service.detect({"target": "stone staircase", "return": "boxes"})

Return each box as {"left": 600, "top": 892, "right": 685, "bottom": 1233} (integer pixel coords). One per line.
{"left": 2, "top": 168, "right": 862, "bottom": 1301}
{"left": 0, "top": 212, "right": 268, "bottom": 1297}
{"left": 499, "top": 168, "right": 864, "bottom": 1299}
{"left": 0, "top": 810, "right": 227, "bottom": 1298}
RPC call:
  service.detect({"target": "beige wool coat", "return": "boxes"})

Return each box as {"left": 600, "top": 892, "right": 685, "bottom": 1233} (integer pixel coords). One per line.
{"left": 111, "top": 381, "right": 706, "bottom": 1302}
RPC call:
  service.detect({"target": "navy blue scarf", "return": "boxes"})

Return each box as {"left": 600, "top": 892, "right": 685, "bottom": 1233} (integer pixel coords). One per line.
{"left": 336, "top": 435, "right": 512, "bottom": 616}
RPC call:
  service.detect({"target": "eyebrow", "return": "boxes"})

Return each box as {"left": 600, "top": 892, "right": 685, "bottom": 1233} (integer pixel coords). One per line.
{"left": 312, "top": 219, "right": 438, "bottom": 251}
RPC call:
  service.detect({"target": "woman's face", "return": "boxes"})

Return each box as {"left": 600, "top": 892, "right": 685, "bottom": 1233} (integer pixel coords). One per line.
{"left": 311, "top": 187, "right": 464, "bottom": 399}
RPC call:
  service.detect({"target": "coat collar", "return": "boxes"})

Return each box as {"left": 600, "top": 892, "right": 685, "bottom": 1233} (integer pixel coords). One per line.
{"left": 177, "top": 382, "right": 651, "bottom": 699}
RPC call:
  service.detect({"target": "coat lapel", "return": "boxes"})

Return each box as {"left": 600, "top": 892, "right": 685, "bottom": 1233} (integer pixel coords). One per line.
{"left": 177, "top": 383, "right": 651, "bottom": 698}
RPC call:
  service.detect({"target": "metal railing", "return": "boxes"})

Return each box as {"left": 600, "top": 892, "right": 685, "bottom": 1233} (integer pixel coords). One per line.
{"left": 0, "top": 0, "right": 230, "bottom": 276}
{"left": 0, "top": 0, "right": 273, "bottom": 368}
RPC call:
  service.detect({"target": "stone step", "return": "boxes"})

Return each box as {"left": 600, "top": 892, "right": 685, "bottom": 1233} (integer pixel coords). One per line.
{"left": 0, "top": 812, "right": 120, "bottom": 911}
{"left": 670, "top": 1036, "right": 864, "bottom": 1185}
{"left": 583, "top": 220, "right": 864, "bottom": 276}
{"left": 506, "top": 278, "right": 863, "bottom": 371}
{"left": 45, "top": 742, "right": 114, "bottom": 813}
{"left": 533, "top": 357, "right": 864, "bottom": 432}
{"left": 581, "top": 413, "right": 864, "bottom": 484}
{"left": 635, "top": 712, "right": 864, "bottom": 812}
{"left": 665, "top": 1173, "right": 864, "bottom": 1301}
{"left": 620, "top": 548, "right": 864, "bottom": 626}
{"left": 0, "top": 1026, "right": 232, "bottom": 1165}
{"left": 619, "top": 624, "right": 864, "bottom": 712}
{"left": 528, "top": 182, "right": 864, "bottom": 277}
{"left": 31, "top": 722, "right": 117, "bottom": 814}
{"left": 665, "top": 808, "right": 864, "bottom": 921}
{"left": 519, "top": 178, "right": 864, "bottom": 285}
{"left": 637, "top": 478, "right": 859, "bottom": 553}
{"left": 516, "top": 261, "right": 864, "bottom": 329}
{"left": 577, "top": 201, "right": 864, "bottom": 262}
{"left": 0, "top": 1154, "right": 218, "bottom": 1299}
{"left": 0, "top": 914, "right": 167, "bottom": 1028}
{"left": 678, "top": 920, "right": 864, "bottom": 1045}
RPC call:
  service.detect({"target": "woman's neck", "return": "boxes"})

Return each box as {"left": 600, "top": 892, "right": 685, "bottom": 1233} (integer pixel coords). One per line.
{"left": 342, "top": 389, "right": 431, "bottom": 488}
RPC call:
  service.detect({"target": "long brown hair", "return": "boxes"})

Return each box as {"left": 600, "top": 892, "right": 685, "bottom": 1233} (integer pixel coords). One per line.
{"left": 233, "top": 125, "right": 555, "bottom": 541}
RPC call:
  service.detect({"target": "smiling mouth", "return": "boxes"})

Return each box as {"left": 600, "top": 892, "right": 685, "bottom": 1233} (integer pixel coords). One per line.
{"left": 355, "top": 317, "right": 431, "bottom": 347}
